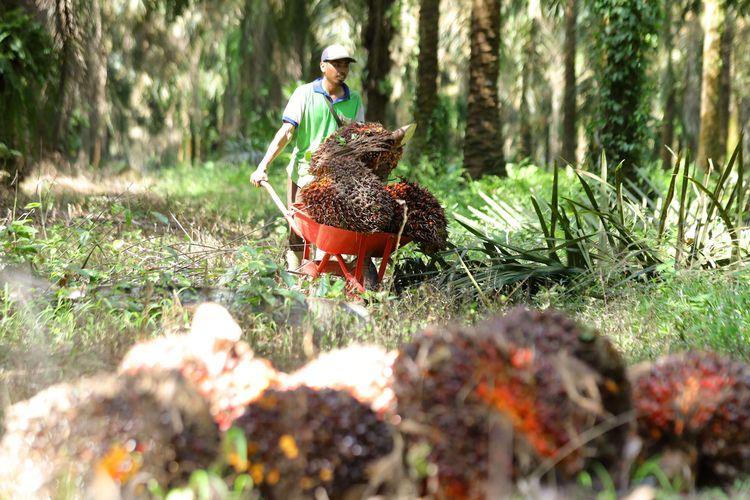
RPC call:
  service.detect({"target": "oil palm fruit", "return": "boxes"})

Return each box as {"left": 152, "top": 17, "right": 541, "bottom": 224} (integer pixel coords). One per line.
{"left": 230, "top": 387, "right": 394, "bottom": 499}
{"left": 301, "top": 160, "right": 397, "bottom": 233}
{"left": 476, "top": 307, "right": 632, "bottom": 472}
{"left": 386, "top": 179, "right": 448, "bottom": 252}
{"left": 311, "top": 122, "right": 403, "bottom": 182}
{"left": 632, "top": 351, "right": 750, "bottom": 486}
{"left": 394, "top": 310, "right": 630, "bottom": 498}
{"left": 0, "top": 371, "right": 219, "bottom": 498}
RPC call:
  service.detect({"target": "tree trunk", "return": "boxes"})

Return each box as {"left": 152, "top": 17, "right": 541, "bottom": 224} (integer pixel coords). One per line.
{"left": 285, "top": 0, "right": 309, "bottom": 81}
{"left": 189, "top": 38, "right": 203, "bottom": 164}
{"left": 238, "top": 0, "right": 276, "bottom": 133}
{"left": 560, "top": 0, "right": 577, "bottom": 165}
{"left": 697, "top": 0, "right": 726, "bottom": 168}
{"left": 682, "top": 12, "right": 703, "bottom": 155}
{"left": 87, "top": 0, "right": 108, "bottom": 168}
{"left": 221, "top": 39, "right": 241, "bottom": 143}
{"left": 518, "top": 7, "right": 538, "bottom": 161}
{"left": 717, "top": 12, "right": 733, "bottom": 161}
{"left": 659, "top": 2, "right": 676, "bottom": 170}
{"left": 54, "top": 41, "right": 75, "bottom": 153}
{"left": 364, "top": 0, "right": 396, "bottom": 125}
{"left": 52, "top": 0, "right": 80, "bottom": 155}
{"left": 464, "top": 0, "right": 504, "bottom": 178}
{"left": 409, "top": 0, "right": 440, "bottom": 160}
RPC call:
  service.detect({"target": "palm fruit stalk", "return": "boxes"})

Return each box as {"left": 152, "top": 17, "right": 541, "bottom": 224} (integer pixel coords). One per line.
{"left": 386, "top": 179, "right": 448, "bottom": 252}
{"left": 0, "top": 371, "right": 219, "bottom": 498}
{"left": 632, "top": 351, "right": 750, "bottom": 486}
{"left": 301, "top": 157, "right": 397, "bottom": 233}
{"left": 119, "top": 303, "right": 280, "bottom": 430}
{"left": 229, "top": 387, "right": 394, "bottom": 499}
{"left": 475, "top": 307, "right": 632, "bottom": 472}
{"left": 281, "top": 344, "right": 398, "bottom": 417}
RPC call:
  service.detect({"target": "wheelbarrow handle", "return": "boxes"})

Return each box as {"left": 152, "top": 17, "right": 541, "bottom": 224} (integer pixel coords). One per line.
{"left": 260, "top": 181, "right": 287, "bottom": 214}
{"left": 260, "top": 180, "right": 302, "bottom": 236}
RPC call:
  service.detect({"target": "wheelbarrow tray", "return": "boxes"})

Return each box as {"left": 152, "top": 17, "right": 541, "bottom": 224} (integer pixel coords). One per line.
{"left": 261, "top": 181, "right": 410, "bottom": 293}
{"left": 291, "top": 203, "right": 409, "bottom": 257}
{"left": 291, "top": 203, "right": 410, "bottom": 292}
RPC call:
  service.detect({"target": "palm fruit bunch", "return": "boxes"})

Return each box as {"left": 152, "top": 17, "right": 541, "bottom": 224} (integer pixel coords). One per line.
{"left": 475, "top": 307, "right": 632, "bottom": 472}
{"left": 119, "top": 303, "right": 281, "bottom": 430}
{"left": 386, "top": 179, "right": 448, "bottom": 252}
{"left": 301, "top": 157, "right": 397, "bottom": 233}
{"left": 281, "top": 344, "right": 398, "bottom": 417}
{"left": 393, "top": 311, "right": 628, "bottom": 498}
{"left": 0, "top": 371, "right": 219, "bottom": 498}
{"left": 393, "top": 325, "right": 494, "bottom": 499}
{"left": 229, "top": 387, "right": 394, "bottom": 499}
{"left": 632, "top": 351, "right": 750, "bottom": 486}
{"left": 310, "top": 122, "right": 403, "bottom": 181}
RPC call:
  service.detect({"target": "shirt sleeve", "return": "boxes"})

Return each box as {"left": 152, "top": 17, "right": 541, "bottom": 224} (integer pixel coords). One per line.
{"left": 355, "top": 98, "right": 365, "bottom": 123}
{"left": 282, "top": 87, "right": 305, "bottom": 127}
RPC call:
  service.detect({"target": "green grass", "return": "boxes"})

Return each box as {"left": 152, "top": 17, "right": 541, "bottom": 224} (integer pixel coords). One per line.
{"left": 3, "top": 160, "right": 749, "bottom": 375}
{"left": 537, "top": 268, "right": 750, "bottom": 362}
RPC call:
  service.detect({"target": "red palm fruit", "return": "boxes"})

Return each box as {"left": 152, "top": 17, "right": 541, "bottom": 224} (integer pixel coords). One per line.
{"left": 386, "top": 179, "right": 448, "bottom": 252}
{"left": 632, "top": 351, "right": 750, "bottom": 486}
{"left": 230, "top": 387, "right": 394, "bottom": 499}
{"left": 393, "top": 321, "right": 595, "bottom": 499}
{"left": 475, "top": 307, "right": 632, "bottom": 471}
{"left": 393, "top": 325, "right": 491, "bottom": 499}
{"left": 0, "top": 371, "right": 219, "bottom": 498}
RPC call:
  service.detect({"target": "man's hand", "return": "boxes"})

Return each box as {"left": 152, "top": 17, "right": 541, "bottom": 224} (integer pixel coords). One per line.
{"left": 250, "top": 166, "right": 268, "bottom": 187}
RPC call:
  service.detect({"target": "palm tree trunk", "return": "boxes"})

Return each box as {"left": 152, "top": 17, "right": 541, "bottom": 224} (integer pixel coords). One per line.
{"left": 560, "top": 0, "right": 577, "bottom": 164}
{"left": 682, "top": 12, "right": 703, "bottom": 154}
{"left": 87, "top": 0, "right": 107, "bottom": 168}
{"left": 410, "top": 0, "right": 440, "bottom": 160}
{"left": 518, "top": 9, "right": 538, "bottom": 161}
{"left": 464, "top": 0, "right": 504, "bottom": 178}
{"left": 52, "top": 0, "right": 78, "bottom": 153}
{"left": 697, "top": 0, "right": 726, "bottom": 168}
{"left": 239, "top": 0, "right": 275, "bottom": 133}
{"left": 364, "top": 0, "right": 396, "bottom": 125}
{"left": 659, "top": 2, "right": 675, "bottom": 170}
{"left": 717, "top": 12, "right": 733, "bottom": 159}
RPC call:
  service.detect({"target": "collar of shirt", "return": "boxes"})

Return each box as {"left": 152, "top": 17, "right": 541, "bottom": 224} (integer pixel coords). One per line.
{"left": 313, "top": 77, "right": 350, "bottom": 104}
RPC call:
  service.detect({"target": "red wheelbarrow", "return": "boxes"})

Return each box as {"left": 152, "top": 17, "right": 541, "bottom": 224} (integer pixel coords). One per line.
{"left": 261, "top": 181, "right": 410, "bottom": 293}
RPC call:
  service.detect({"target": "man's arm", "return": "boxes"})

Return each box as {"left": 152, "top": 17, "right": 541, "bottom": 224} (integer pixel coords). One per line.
{"left": 250, "top": 122, "right": 296, "bottom": 187}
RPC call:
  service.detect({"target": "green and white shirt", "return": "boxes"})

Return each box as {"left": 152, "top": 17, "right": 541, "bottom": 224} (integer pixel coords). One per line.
{"left": 282, "top": 78, "right": 365, "bottom": 186}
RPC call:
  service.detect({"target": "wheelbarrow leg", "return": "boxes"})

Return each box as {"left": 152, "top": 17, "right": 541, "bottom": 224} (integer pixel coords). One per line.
{"left": 377, "top": 238, "right": 396, "bottom": 283}
{"left": 302, "top": 239, "right": 311, "bottom": 261}
{"left": 353, "top": 235, "right": 367, "bottom": 287}
{"left": 334, "top": 254, "right": 365, "bottom": 294}
{"left": 316, "top": 253, "right": 331, "bottom": 274}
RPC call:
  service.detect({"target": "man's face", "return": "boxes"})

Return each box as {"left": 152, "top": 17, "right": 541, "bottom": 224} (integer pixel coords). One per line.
{"left": 321, "top": 59, "right": 350, "bottom": 85}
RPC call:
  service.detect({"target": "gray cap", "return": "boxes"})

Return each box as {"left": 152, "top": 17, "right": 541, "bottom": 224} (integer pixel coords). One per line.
{"left": 321, "top": 44, "right": 357, "bottom": 63}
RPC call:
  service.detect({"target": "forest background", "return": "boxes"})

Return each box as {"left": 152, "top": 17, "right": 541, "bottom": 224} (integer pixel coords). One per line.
{"left": 2, "top": 0, "right": 750, "bottom": 494}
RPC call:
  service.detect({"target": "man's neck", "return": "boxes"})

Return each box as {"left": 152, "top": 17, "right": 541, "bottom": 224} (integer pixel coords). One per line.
{"left": 322, "top": 78, "right": 344, "bottom": 99}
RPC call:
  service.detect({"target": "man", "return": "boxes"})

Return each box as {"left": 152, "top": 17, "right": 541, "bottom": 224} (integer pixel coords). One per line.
{"left": 250, "top": 44, "right": 365, "bottom": 272}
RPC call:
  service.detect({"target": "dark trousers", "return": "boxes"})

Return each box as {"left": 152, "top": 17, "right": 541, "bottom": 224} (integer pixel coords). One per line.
{"left": 288, "top": 178, "right": 305, "bottom": 252}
